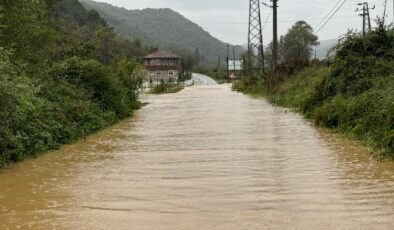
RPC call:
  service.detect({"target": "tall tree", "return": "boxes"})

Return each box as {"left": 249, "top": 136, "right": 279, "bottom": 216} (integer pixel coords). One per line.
{"left": 279, "top": 21, "right": 318, "bottom": 66}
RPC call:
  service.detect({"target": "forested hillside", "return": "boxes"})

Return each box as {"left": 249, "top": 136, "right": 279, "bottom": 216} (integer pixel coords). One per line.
{"left": 81, "top": 0, "right": 244, "bottom": 67}
{"left": 0, "top": 0, "right": 147, "bottom": 167}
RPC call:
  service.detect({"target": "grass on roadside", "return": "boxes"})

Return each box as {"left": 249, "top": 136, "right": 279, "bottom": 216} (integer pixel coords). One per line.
{"left": 149, "top": 83, "right": 184, "bottom": 94}
{"left": 233, "top": 66, "right": 394, "bottom": 159}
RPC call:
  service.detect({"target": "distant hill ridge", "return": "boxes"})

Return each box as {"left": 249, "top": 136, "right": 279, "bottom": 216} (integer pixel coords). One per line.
{"left": 80, "top": 0, "right": 244, "bottom": 67}
{"left": 315, "top": 39, "right": 338, "bottom": 59}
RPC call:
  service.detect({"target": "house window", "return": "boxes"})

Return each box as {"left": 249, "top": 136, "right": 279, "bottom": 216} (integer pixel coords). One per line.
{"left": 156, "top": 59, "right": 161, "bottom": 65}
{"left": 167, "top": 60, "right": 174, "bottom": 65}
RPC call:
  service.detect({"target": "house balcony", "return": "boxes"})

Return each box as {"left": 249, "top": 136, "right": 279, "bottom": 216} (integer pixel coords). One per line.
{"left": 144, "top": 65, "right": 180, "bottom": 71}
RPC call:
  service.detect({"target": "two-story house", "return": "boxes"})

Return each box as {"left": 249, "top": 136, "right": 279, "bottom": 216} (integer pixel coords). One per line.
{"left": 143, "top": 50, "right": 181, "bottom": 82}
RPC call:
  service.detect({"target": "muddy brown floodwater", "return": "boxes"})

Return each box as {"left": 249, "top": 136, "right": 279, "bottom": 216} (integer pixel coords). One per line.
{"left": 1, "top": 85, "right": 394, "bottom": 230}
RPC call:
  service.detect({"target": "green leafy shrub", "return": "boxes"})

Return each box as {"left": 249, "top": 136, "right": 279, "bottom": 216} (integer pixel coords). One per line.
{"left": 150, "top": 82, "right": 183, "bottom": 94}
{"left": 234, "top": 24, "right": 394, "bottom": 157}
{"left": 0, "top": 0, "right": 145, "bottom": 168}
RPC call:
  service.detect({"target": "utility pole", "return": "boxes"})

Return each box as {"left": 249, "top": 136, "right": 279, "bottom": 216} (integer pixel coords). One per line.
{"left": 383, "top": 0, "right": 388, "bottom": 25}
{"left": 363, "top": 4, "right": 367, "bottom": 35}
{"left": 314, "top": 48, "right": 317, "bottom": 60}
{"left": 368, "top": 3, "right": 373, "bottom": 30}
{"left": 260, "top": 0, "right": 278, "bottom": 71}
{"left": 247, "top": 0, "right": 265, "bottom": 73}
{"left": 226, "top": 44, "right": 229, "bottom": 82}
{"left": 233, "top": 46, "right": 236, "bottom": 73}
{"left": 356, "top": 2, "right": 375, "bottom": 36}
{"left": 272, "top": 0, "right": 278, "bottom": 70}
{"left": 217, "top": 55, "right": 221, "bottom": 80}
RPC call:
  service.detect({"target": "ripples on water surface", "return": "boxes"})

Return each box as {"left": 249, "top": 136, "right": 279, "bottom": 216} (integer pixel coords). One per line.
{"left": 1, "top": 85, "right": 394, "bottom": 229}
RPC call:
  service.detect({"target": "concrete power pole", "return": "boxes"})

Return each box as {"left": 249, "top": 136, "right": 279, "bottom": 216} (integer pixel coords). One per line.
{"left": 383, "top": 0, "right": 388, "bottom": 24}
{"left": 233, "top": 46, "right": 236, "bottom": 73}
{"left": 272, "top": 0, "right": 278, "bottom": 70}
{"left": 226, "top": 44, "right": 229, "bottom": 82}
{"left": 247, "top": 0, "right": 265, "bottom": 73}
{"left": 357, "top": 2, "right": 375, "bottom": 36}
{"left": 367, "top": 3, "right": 373, "bottom": 30}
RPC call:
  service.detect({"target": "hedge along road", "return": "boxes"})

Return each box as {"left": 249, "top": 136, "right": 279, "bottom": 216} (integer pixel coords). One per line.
{"left": 1, "top": 83, "right": 394, "bottom": 230}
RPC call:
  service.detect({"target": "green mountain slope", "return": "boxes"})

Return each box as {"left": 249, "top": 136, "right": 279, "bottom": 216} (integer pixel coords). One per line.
{"left": 80, "top": 0, "right": 243, "bottom": 67}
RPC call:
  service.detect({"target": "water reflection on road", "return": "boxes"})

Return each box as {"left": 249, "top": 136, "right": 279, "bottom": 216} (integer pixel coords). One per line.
{"left": 1, "top": 84, "right": 394, "bottom": 230}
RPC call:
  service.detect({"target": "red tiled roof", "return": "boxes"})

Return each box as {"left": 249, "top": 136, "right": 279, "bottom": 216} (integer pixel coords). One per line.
{"left": 144, "top": 50, "right": 180, "bottom": 59}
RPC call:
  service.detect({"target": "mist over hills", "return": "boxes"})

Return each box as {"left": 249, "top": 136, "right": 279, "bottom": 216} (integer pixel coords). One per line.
{"left": 315, "top": 39, "right": 338, "bottom": 59}
{"left": 80, "top": 0, "right": 245, "bottom": 67}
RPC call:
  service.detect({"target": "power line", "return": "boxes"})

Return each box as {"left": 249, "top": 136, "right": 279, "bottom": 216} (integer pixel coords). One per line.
{"left": 198, "top": 14, "right": 358, "bottom": 25}
{"left": 260, "top": 0, "right": 278, "bottom": 70}
{"left": 316, "top": 0, "right": 348, "bottom": 33}
{"left": 315, "top": 0, "right": 344, "bottom": 30}
{"left": 262, "top": 9, "right": 272, "bottom": 31}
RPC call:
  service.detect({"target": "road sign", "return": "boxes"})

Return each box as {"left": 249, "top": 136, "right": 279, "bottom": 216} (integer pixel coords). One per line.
{"left": 228, "top": 60, "right": 243, "bottom": 71}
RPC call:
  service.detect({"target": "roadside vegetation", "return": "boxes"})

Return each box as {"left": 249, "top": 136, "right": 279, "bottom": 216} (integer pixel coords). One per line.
{"left": 0, "top": 0, "right": 147, "bottom": 168}
{"left": 193, "top": 66, "right": 229, "bottom": 84}
{"left": 234, "top": 20, "right": 394, "bottom": 158}
{"left": 150, "top": 82, "right": 184, "bottom": 94}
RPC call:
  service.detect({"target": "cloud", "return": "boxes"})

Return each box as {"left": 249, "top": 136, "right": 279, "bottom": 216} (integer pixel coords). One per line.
{"left": 93, "top": 0, "right": 393, "bottom": 45}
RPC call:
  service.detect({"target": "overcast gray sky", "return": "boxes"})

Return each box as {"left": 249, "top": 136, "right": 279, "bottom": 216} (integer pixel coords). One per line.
{"left": 94, "top": 0, "right": 394, "bottom": 45}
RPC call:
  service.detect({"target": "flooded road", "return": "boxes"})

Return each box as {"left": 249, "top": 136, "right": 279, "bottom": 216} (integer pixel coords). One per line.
{"left": 1, "top": 84, "right": 394, "bottom": 229}
{"left": 192, "top": 73, "right": 218, "bottom": 85}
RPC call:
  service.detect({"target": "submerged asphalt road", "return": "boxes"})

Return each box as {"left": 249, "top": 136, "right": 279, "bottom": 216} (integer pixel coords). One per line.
{"left": 1, "top": 79, "right": 394, "bottom": 229}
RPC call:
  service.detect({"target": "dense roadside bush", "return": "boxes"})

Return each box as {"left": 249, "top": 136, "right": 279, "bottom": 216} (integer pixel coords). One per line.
{"left": 0, "top": 0, "right": 145, "bottom": 168}
{"left": 0, "top": 51, "right": 144, "bottom": 167}
{"left": 234, "top": 23, "right": 394, "bottom": 157}
{"left": 50, "top": 57, "right": 142, "bottom": 118}
{"left": 306, "top": 23, "right": 394, "bottom": 156}
{"left": 150, "top": 81, "right": 183, "bottom": 94}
